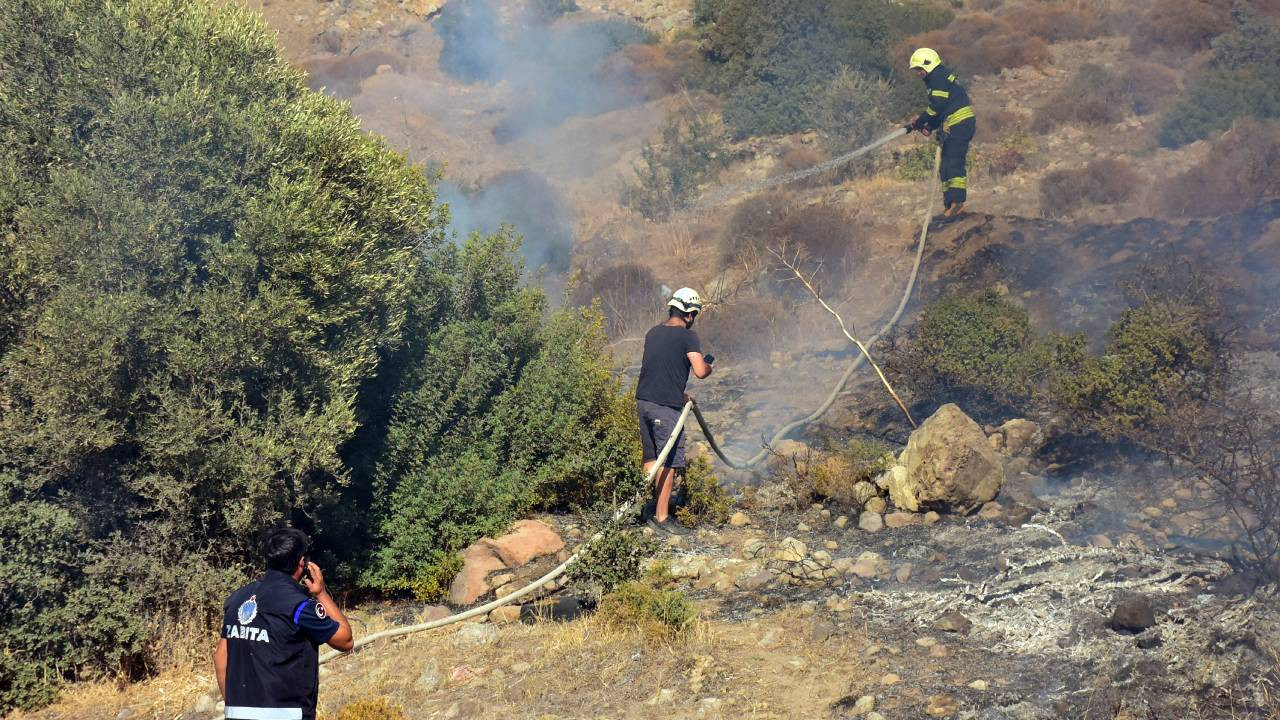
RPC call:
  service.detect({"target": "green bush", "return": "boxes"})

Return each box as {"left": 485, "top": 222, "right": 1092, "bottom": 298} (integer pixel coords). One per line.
{"left": 692, "top": 0, "right": 952, "bottom": 139}
{"left": 1160, "top": 7, "right": 1280, "bottom": 147}
{"left": 567, "top": 525, "right": 662, "bottom": 602}
{"left": 810, "top": 437, "right": 895, "bottom": 506}
{"left": 622, "top": 107, "right": 728, "bottom": 220}
{"left": 1051, "top": 266, "right": 1229, "bottom": 440}
{"left": 674, "top": 456, "right": 733, "bottom": 527}
{"left": 897, "top": 143, "right": 938, "bottom": 181}
{"left": 361, "top": 233, "right": 642, "bottom": 595}
{"left": 884, "top": 289, "right": 1062, "bottom": 415}
{"left": 598, "top": 581, "right": 695, "bottom": 632}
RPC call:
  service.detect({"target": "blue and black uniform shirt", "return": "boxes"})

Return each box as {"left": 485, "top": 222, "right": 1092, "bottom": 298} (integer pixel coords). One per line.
{"left": 221, "top": 569, "right": 340, "bottom": 720}
{"left": 913, "top": 64, "right": 976, "bottom": 132}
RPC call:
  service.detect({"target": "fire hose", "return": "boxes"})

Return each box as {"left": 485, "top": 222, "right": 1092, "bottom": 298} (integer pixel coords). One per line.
{"left": 319, "top": 136, "right": 942, "bottom": 664}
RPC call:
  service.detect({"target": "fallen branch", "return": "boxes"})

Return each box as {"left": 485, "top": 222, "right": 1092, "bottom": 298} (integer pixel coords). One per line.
{"left": 772, "top": 247, "right": 917, "bottom": 428}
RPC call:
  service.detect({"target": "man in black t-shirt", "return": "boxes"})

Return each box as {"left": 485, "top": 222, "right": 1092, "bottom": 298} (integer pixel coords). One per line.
{"left": 636, "top": 287, "right": 714, "bottom": 534}
{"left": 214, "top": 528, "right": 354, "bottom": 720}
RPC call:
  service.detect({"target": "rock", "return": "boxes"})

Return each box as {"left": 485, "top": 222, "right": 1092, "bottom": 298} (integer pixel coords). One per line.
{"left": 875, "top": 464, "right": 905, "bottom": 491}
{"left": 1142, "top": 506, "right": 1163, "bottom": 519}
{"left": 851, "top": 481, "right": 879, "bottom": 507}
{"left": 858, "top": 511, "right": 884, "bottom": 533}
{"left": 1160, "top": 498, "right": 1177, "bottom": 510}
{"left": 1109, "top": 595, "right": 1156, "bottom": 633}
{"left": 489, "top": 572, "right": 514, "bottom": 589}
{"left": 737, "top": 570, "right": 772, "bottom": 591}
{"left": 449, "top": 544, "right": 508, "bottom": 605}
{"left": 824, "top": 540, "right": 839, "bottom": 550}
{"left": 193, "top": 694, "right": 217, "bottom": 714}
{"left": 864, "top": 496, "right": 888, "bottom": 514}
{"left": 797, "top": 521, "right": 811, "bottom": 532}
{"left": 853, "top": 695, "right": 876, "bottom": 713}
{"left": 1137, "top": 631, "right": 1164, "bottom": 649}
{"left": 810, "top": 619, "right": 839, "bottom": 642}
{"left": 915, "top": 636, "right": 938, "bottom": 647}
{"left": 489, "top": 605, "right": 521, "bottom": 624}
{"left": 866, "top": 714, "right": 886, "bottom": 720}
{"left": 415, "top": 659, "right": 443, "bottom": 692}
{"left": 1174, "top": 487, "right": 1195, "bottom": 501}
{"left": 934, "top": 610, "right": 972, "bottom": 635}
{"left": 832, "top": 557, "right": 857, "bottom": 576}
{"left": 969, "top": 679, "right": 989, "bottom": 691}
{"left": 926, "top": 694, "right": 958, "bottom": 717}
{"left": 923, "top": 510, "right": 941, "bottom": 526}
{"left": 880, "top": 673, "right": 901, "bottom": 685}
{"left": 454, "top": 622, "right": 498, "bottom": 647}
{"left": 893, "top": 404, "right": 1006, "bottom": 514}
{"left": 1091, "top": 534, "right": 1114, "bottom": 549}
{"left": 834, "top": 515, "right": 849, "bottom": 528}
{"left": 811, "top": 550, "right": 833, "bottom": 563}
{"left": 774, "top": 537, "right": 807, "bottom": 562}
{"left": 852, "top": 551, "right": 886, "bottom": 578}
{"left": 895, "top": 564, "right": 913, "bottom": 583}
{"left": 885, "top": 511, "right": 919, "bottom": 529}
{"left": 481, "top": 519, "right": 565, "bottom": 569}
{"left": 998, "top": 419, "right": 1042, "bottom": 456}
{"left": 977, "top": 501, "right": 1003, "bottom": 521}
{"left": 729, "top": 511, "right": 751, "bottom": 527}
{"left": 929, "top": 644, "right": 950, "bottom": 657}
{"left": 742, "top": 538, "right": 768, "bottom": 559}
{"left": 422, "top": 605, "right": 452, "bottom": 622}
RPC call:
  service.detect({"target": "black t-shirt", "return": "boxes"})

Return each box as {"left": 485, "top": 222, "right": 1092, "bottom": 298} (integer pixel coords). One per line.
{"left": 636, "top": 323, "right": 701, "bottom": 407}
{"left": 221, "top": 570, "right": 340, "bottom": 720}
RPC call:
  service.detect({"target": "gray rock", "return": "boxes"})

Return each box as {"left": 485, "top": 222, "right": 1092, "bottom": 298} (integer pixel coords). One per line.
{"left": 454, "top": 622, "right": 498, "bottom": 647}
{"left": 415, "top": 658, "right": 443, "bottom": 692}
{"left": 858, "top": 511, "right": 884, "bottom": 533}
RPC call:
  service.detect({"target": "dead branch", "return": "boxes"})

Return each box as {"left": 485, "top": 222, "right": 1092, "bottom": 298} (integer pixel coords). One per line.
{"left": 771, "top": 246, "right": 917, "bottom": 428}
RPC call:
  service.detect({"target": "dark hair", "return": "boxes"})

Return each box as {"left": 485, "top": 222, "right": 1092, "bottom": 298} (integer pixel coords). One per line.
{"left": 668, "top": 307, "right": 695, "bottom": 319}
{"left": 264, "top": 527, "right": 310, "bottom": 573}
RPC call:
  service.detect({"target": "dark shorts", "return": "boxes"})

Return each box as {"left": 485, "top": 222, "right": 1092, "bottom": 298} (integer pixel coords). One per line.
{"left": 636, "top": 399, "right": 687, "bottom": 469}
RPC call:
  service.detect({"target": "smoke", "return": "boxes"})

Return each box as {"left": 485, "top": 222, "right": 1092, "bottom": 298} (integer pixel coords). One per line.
{"left": 439, "top": 170, "right": 574, "bottom": 272}
{"left": 436, "top": 0, "right": 651, "bottom": 142}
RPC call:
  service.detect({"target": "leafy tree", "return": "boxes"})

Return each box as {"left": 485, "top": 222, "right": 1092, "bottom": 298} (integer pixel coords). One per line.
{"left": 361, "top": 233, "right": 641, "bottom": 596}
{"left": 0, "top": 0, "right": 441, "bottom": 708}
{"left": 622, "top": 107, "right": 729, "bottom": 220}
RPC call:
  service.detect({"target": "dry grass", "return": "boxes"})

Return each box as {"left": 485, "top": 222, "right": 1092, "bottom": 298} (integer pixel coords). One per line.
{"left": 906, "top": 13, "right": 1050, "bottom": 77}
{"left": 1040, "top": 157, "right": 1140, "bottom": 217}
{"left": 1161, "top": 118, "right": 1280, "bottom": 217}
{"left": 1128, "top": 0, "right": 1232, "bottom": 57}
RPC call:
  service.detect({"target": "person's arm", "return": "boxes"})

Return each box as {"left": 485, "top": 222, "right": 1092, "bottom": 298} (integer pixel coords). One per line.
{"left": 688, "top": 351, "right": 713, "bottom": 379}
{"left": 213, "top": 638, "right": 228, "bottom": 699}
{"left": 301, "top": 561, "right": 354, "bottom": 653}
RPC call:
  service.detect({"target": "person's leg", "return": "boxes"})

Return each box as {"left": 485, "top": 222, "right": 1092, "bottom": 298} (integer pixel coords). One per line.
{"left": 653, "top": 466, "right": 676, "bottom": 522}
{"left": 638, "top": 401, "right": 660, "bottom": 521}
{"left": 941, "top": 121, "right": 974, "bottom": 212}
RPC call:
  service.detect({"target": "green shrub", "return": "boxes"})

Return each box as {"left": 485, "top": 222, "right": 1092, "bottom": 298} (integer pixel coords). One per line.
{"left": 567, "top": 525, "right": 662, "bottom": 602}
{"left": 363, "top": 234, "right": 642, "bottom": 594}
{"left": 884, "top": 289, "right": 1061, "bottom": 415}
{"left": 1050, "top": 265, "right": 1229, "bottom": 440}
{"left": 598, "top": 581, "right": 695, "bottom": 632}
{"left": 693, "top": 0, "right": 952, "bottom": 138}
{"left": 675, "top": 456, "right": 733, "bottom": 527}
{"left": 1159, "top": 7, "right": 1280, "bottom": 147}
{"left": 897, "top": 143, "right": 938, "bottom": 181}
{"left": 622, "top": 107, "right": 728, "bottom": 220}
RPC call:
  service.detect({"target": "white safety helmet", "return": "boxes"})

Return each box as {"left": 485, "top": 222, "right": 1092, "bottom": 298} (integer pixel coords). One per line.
{"left": 667, "top": 287, "right": 703, "bottom": 315}
{"left": 909, "top": 47, "right": 941, "bottom": 72}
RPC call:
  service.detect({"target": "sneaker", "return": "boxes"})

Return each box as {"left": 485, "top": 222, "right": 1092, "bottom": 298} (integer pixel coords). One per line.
{"left": 646, "top": 517, "right": 691, "bottom": 536}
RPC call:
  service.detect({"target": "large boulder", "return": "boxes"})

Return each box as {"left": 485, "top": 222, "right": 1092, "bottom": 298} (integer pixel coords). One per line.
{"left": 480, "top": 519, "right": 564, "bottom": 568}
{"left": 891, "top": 404, "right": 1005, "bottom": 514}
{"left": 448, "top": 544, "right": 507, "bottom": 606}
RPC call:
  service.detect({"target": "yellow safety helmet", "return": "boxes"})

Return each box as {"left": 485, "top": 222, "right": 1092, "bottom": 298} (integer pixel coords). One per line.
{"left": 909, "top": 47, "right": 941, "bottom": 72}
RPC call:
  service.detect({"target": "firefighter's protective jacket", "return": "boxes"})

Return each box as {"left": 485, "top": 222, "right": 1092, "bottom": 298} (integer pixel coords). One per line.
{"left": 912, "top": 64, "right": 975, "bottom": 132}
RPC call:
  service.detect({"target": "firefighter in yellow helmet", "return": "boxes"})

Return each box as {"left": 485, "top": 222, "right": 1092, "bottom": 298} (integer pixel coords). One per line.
{"left": 905, "top": 48, "right": 976, "bottom": 222}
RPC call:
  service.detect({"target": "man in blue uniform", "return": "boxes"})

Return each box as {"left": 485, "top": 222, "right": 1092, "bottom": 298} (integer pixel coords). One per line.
{"left": 905, "top": 47, "right": 977, "bottom": 222}
{"left": 214, "top": 528, "right": 354, "bottom": 720}
{"left": 636, "top": 287, "right": 714, "bottom": 535}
